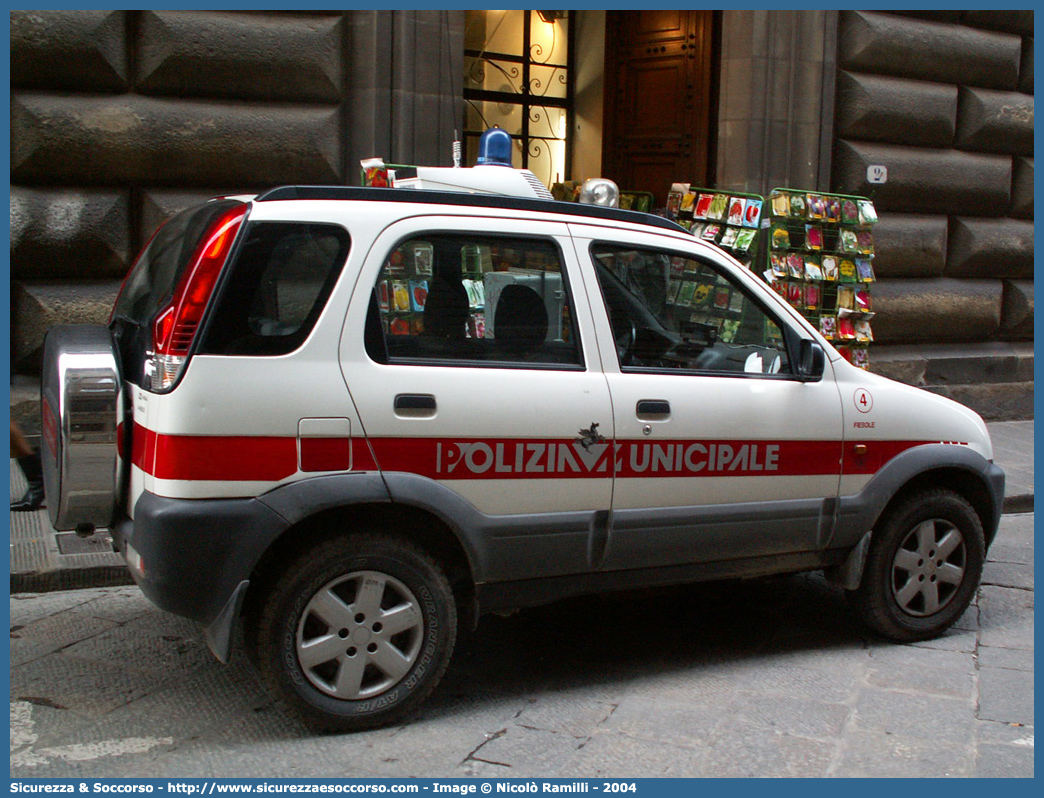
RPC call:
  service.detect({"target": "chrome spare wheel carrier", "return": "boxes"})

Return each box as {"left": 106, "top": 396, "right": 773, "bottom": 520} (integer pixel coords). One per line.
{"left": 41, "top": 324, "right": 122, "bottom": 533}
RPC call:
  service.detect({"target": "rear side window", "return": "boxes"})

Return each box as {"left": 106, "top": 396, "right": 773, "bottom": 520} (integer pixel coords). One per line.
{"left": 112, "top": 199, "right": 245, "bottom": 326}
{"left": 199, "top": 222, "right": 350, "bottom": 356}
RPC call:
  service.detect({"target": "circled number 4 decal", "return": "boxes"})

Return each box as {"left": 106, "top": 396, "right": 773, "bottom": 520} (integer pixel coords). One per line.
{"left": 854, "top": 388, "right": 873, "bottom": 414}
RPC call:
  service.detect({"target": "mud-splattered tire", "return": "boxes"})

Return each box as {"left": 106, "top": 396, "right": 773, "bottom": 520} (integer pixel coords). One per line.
{"left": 255, "top": 534, "right": 456, "bottom": 732}
{"left": 851, "top": 489, "right": 984, "bottom": 642}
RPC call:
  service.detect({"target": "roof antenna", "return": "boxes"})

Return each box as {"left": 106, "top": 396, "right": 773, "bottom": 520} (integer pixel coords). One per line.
{"left": 452, "top": 130, "right": 462, "bottom": 168}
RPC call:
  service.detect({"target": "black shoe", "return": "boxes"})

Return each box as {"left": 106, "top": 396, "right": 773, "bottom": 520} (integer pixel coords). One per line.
{"left": 11, "top": 451, "right": 45, "bottom": 512}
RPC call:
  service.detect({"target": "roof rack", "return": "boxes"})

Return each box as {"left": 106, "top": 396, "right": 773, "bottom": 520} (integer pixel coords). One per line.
{"left": 254, "top": 185, "right": 686, "bottom": 234}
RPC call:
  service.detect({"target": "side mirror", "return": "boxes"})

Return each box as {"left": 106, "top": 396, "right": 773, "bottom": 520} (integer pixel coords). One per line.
{"left": 798, "top": 339, "right": 825, "bottom": 381}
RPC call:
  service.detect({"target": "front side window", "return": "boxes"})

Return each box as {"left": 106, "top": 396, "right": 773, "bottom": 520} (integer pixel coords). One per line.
{"left": 591, "top": 243, "right": 791, "bottom": 376}
{"left": 366, "top": 234, "right": 582, "bottom": 368}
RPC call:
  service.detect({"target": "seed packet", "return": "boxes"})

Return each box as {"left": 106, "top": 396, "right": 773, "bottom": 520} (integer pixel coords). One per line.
{"left": 771, "top": 191, "right": 790, "bottom": 217}
{"left": 743, "top": 199, "right": 763, "bottom": 228}
{"left": 855, "top": 287, "right": 872, "bottom": 312}
{"left": 726, "top": 197, "right": 746, "bottom": 226}
{"left": 666, "top": 279, "right": 681, "bottom": 305}
{"left": 467, "top": 312, "right": 486, "bottom": 339}
{"left": 805, "top": 282, "right": 821, "bottom": 311}
{"left": 666, "top": 183, "right": 689, "bottom": 219}
{"left": 825, "top": 196, "right": 841, "bottom": 223}
{"left": 821, "top": 255, "right": 839, "bottom": 281}
{"left": 680, "top": 191, "right": 697, "bottom": 215}
{"left": 677, "top": 218, "right": 693, "bottom": 231}
{"left": 806, "top": 194, "right": 826, "bottom": 219}
{"left": 804, "top": 256, "right": 823, "bottom": 281}
{"left": 805, "top": 224, "right": 824, "bottom": 251}
{"left": 819, "top": 314, "right": 837, "bottom": 340}
{"left": 854, "top": 319, "right": 874, "bottom": 342}
{"left": 771, "top": 224, "right": 790, "bottom": 249}
{"left": 676, "top": 281, "right": 696, "bottom": 307}
{"left": 841, "top": 199, "right": 859, "bottom": 224}
{"left": 714, "top": 286, "right": 731, "bottom": 310}
{"left": 786, "top": 282, "right": 803, "bottom": 308}
{"left": 689, "top": 222, "right": 705, "bottom": 238}
{"left": 386, "top": 248, "right": 406, "bottom": 275}
{"left": 734, "top": 228, "right": 757, "bottom": 252}
{"left": 720, "top": 319, "right": 740, "bottom": 343}
{"left": 852, "top": 347, "right": 870, "bottom": 369}
{"left": 855, "top": 257, "right": 876, "bottom": 282}
{"left": 838, "top": 258, "right": 858, "bottom": 282}
{"left": 361, "top": 157, "right": 389, "bottom": 187}
{"left": 771, "top": 279, "right": 788, "bottom": 300}
{"left": 840, "top": 229, "right": 860, "bottom": 253}
{"left": 392, "top": 280, "right": 411, "bottom": 312}
{"left": 409, "top": 279, "right": 429, "bottom": 312}
{"left": 693, "top": 283, "right": 713, "bottom": 306}
{"left": 770, "top": 253, "right": 788, "bottom": 278}
{"left": 707, "top": 194, "right": 729, "bottom": 221}
{"left": 413, "top": 244, "right": 433, "bottom": 275}
{"left": 836, "top": 284, "right": 855, "bottom": 311}
{"left": 694, "top": 193, "right": 715, "bottom": 219}
{"left": 718, "top": 226, "right": 740, "bottom": 248}
{"left": 837, "top": 316, "right": 857, "bottom": 340}
{"left": 837, "top": 345, "right": 853, "bottom": 364}
{"left": 789, "top": 193, "right": 806, "bottom": 218}
{"left": 376, "top": 280, "right": 391, "bottom": 312}
{"left": 787, "top": 253, "right": 805, "bottom": 279}
{"left": 857, "top": 230, "right": 875, "bottom": 254}
{"left": 729, "top": 290, "right": 745, "bottom": 314}
{"left": 857, "top": 200, "right": 878, "bottom": 225}
{"left": 701, "top": 224, "right": 721, "bottom": 242}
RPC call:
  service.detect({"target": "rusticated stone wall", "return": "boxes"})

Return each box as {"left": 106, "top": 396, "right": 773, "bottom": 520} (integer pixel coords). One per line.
{"left": 832, "top": 11, "right": 1034, "bottom": 347}
{"left": 10, "top": 10, "right": 464, "bottom": 376}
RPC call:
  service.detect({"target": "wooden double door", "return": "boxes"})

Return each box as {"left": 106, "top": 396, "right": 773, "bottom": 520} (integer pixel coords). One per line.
{"left": 602, "top": 10, "right": 716, "bottom": 208}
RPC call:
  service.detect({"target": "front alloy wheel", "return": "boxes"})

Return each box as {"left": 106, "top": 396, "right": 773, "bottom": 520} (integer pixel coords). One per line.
{"left": 851, "top": 489, "right": 985, "bottom": 642}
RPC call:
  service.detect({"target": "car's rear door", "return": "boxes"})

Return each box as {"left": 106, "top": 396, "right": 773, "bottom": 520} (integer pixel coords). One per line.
{"left": 340, "top": 214, "right": 614, "bottom": 583}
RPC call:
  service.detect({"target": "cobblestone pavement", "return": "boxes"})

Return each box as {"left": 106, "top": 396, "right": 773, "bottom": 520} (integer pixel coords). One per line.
{"left": 10, "top": 514, "right": 1033, "bottom": 778}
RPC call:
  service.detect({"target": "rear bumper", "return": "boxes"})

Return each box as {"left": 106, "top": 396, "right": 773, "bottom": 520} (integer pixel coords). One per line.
{"left": 113, "top": 491, "right": 290, "bottom": 652}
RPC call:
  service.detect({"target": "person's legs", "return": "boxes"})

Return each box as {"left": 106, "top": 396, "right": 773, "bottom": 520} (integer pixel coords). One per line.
{"left": 11, "top": 421, "right": 45, "bottom": 512}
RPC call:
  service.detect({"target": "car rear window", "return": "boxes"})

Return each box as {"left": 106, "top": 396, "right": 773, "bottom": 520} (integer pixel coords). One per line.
{"left": 198, "top": 221, "right": 351, "bottom": 356}
{"left": 111, "top": 199, "right": 246, "bottom": 326}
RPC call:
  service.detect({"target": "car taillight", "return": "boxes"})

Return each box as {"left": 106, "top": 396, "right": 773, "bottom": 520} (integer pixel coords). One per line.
{"left": 151, "top": 205, "right": 247, "bottom": 391}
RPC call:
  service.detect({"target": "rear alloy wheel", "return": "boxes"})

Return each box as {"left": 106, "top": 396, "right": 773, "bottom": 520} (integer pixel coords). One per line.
{"left": 256, "top": 534, "right": 456, "bottom": 732}
{"left": 852, "top": 489, "right": 984, "bottom": 641}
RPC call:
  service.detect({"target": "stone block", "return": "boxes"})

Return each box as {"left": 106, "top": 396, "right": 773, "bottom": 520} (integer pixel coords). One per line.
{"left": 923, "top": 383, "right": 1034, "bottom": 422}
{"left": 12, "top": 94, "right": 343, "bottom": 187}
{"left": 12, "top": 281, "right": 123, "bottom": 372}
{"left": 1011, "top": 157, "right": 1033, "bottom": 218}
{"left": 10, "top": 10, "right": 128, "bottom": 92}
{"left": 839, "top": 11, "right": 1022, "bottom": 91}
{"left": 869, "top": 212, "right": 947, "bottom": 278}
{"left": 946, "top": 217, "right": 1033, "bottom": 280}
{"left": 961, "top": 11, "right": 1035, "bottom": 37}
{"left": 833, "top": 140, "right": 1011, "bottom": 215}
{"left": 1001, "top": 280, "right": 1033, "bottom": 338}
{"left": 955, "top": 87, "right": 1034, "bottom": 156}
{"left": 137, "top": 11, "right": 342, "bottom": 102}
{"left": 870, "top": 278, "right": 1002, "bottom": 344}
{"left": 10, "top": 187, "right": 131, "bottom": 280}
{"left": 139, "top": 190, "right": 251, "bottom": 246}
{"left": 835, "top": 71, "right": 957, "bottom": 148}
{"left": 1019, "top": 37, "right": 1033, "bottom": 94}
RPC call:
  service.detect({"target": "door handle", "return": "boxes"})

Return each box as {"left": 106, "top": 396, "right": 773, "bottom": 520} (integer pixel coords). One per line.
{"left": 394, "top": 394, "right": 437, "bottom": 413}
{"left": 636, "top": 399, "right": 671, "bottom": 417}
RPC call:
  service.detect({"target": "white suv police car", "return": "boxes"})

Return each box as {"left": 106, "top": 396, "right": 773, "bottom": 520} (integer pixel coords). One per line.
{"left": 41, "top": 175, "right": 1004, "bottom": 732}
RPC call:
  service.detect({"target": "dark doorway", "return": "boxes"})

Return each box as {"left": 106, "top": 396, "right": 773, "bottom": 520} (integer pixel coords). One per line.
{"left": 602, "top": 10, "right": 716, "bottom": 207}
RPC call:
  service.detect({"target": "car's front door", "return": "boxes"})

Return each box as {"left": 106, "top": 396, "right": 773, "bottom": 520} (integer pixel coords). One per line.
{"left": 340, "top": 216, "right": 614, "bottom": 584}
{"left": 569, "top": 224, "right": 845, "bottom": 571}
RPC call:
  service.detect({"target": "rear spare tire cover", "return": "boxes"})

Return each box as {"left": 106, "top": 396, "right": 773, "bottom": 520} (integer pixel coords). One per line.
{"left": 40, "top": 325, "right": 122, "bottom": 531}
